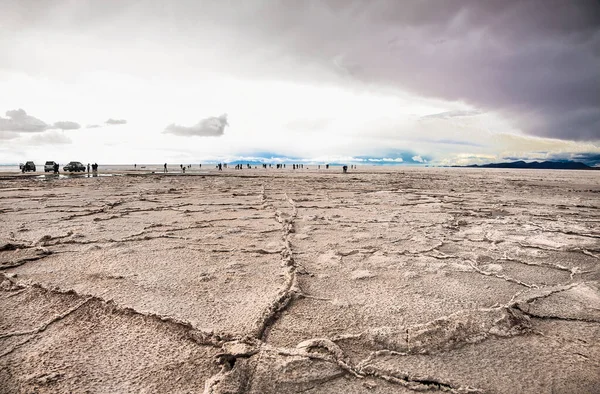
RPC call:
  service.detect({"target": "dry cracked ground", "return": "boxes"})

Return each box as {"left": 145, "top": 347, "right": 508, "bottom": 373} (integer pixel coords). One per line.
{"left": 1, "top": 168, "right": 599, "bottom": 393}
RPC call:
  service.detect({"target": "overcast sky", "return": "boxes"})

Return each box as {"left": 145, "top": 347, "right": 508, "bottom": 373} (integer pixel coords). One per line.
{"left": 1, "top": 0, "right": 599, "bottom": 165}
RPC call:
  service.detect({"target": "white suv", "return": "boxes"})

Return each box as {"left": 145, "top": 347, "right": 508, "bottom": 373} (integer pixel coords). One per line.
{"left": 44, "top": 161, "right": 57, "bottom": 172}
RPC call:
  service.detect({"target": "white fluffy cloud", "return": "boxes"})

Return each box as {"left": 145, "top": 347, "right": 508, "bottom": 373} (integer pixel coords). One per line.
{"left": 412, "top": 155, "right": 425, "bottom": 163}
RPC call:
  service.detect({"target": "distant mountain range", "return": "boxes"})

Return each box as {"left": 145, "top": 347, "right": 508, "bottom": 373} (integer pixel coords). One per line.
{"left": 458, "top": 160, "right": 597, "bottom": 170}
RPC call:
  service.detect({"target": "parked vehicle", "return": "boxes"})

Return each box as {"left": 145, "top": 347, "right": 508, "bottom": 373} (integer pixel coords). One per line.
{"left": 44, "top": 161, "right": 57, "bottom": 172}
{"left": 63, "top": 161, "right": 86, "bottom": 172}
{"left": 21, "top": 161, "right": 36, "bottom": 172}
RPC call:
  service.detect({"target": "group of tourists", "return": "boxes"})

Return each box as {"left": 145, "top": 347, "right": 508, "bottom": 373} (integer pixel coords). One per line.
{"left": 160, "top": 162, "right": 355, "bottom": 173}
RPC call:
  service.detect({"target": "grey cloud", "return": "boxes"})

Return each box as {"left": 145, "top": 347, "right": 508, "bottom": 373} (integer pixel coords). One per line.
{"left": 0, "top": 109, "right": 47, "bottom": 132}
{"left": 421, "top": 110, "right": 484, "bottom": 120}
{"left": 0, "top": 108, "right": 81, "bottom": 132}
{"left": 164, "top": 114, "right": 228, "bottom": 137}
{"left": 29, "top": 131, "right": 72, "bottom": 145}
{"left": 106, "top": 118, "right": 127, "bottom": 125}
{"left": 432, "top": 139, "right": 485, "bottom": 147}
{"left": 86, "top": 124, "right": 101, "bottom": 128}
{"left": 0, "top": 131, "right": 20, "bottom": 140}
{"left": 51, "top": 121, "right": 80, "bottom": 130}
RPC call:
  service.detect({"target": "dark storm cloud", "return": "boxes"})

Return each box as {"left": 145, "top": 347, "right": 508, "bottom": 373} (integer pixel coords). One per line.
{"left": 501, "top": 152, "right": 600, "bottom": 166}
{"left": 0, "top": 109, "right": 80, "bottom": 132}
{"left": 105, "top": 118, "right": 127, "bottom": 125}
{"left": 208, "top": 0, "right": 600, "bottom": 141}
{"left": 4, "top": 1, "right": 599, "bottom": 141}
{"left": 548, "top": 152, "right": 600, "bottom": 166}
{"left": 164, "top": 114, "right": 228, "bottom": 137}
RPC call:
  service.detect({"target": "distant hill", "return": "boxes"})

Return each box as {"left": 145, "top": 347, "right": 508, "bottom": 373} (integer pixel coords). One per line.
{"left": 459, "top": 161, "right": 596, "bottom": 170}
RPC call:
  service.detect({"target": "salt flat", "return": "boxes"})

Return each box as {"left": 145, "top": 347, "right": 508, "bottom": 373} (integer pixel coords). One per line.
{"left": 1, "top": 167, "right": 599, "bottom": 393}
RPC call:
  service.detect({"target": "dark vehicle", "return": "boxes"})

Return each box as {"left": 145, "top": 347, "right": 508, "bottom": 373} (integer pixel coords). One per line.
{"left": 63, "top": 161, "right": 86, "bottom": 172}
{"left": 21, "top": 161, "right": 36, "bottom": 172}
{"left": 44, "top": 161, "right": 57, "bottom": 172}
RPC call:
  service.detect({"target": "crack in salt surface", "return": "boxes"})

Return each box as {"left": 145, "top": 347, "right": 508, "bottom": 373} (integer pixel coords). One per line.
{"left": 202, "top": 188, "right": 509, "bottom": 393}
{"left": 253, "top": 191, "right": 302, "bottom": 340}
{"left": 467, "top": 259, "right": 539, "bottom": 288}
{"left": 0, "top": 273, "right": 237, "bottom": 349}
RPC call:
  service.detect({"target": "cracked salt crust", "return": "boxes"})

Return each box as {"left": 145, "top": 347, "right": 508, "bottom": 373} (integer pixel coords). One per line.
{"left": 1, "top": 167, "right": 599, "bottom": 393}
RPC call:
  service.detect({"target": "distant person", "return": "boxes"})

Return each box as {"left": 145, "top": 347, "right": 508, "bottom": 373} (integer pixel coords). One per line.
{"left": 54, "top": 163, "right": 59, "bottom": 174}
{"left": 87, "top": 163, "right": 90, "bottom": 173}
{"left": 134, "top": 164, "right": 136, "bottom": 169}
{"left": 218, "top": 163, "right": 222, "bottom": 171}
{"left": 93, "top": 163, "right": 98, "bottom": 172}
{"left": 343, "top": 165, "right": 348, "bottom": 173}
{"left": 199, "top": 164, "right": 202, "bottom": 168}
{"left": 164, "top": 163, "right": 167, "bottom": 173}
{"left": 182, "top": 167, "right": 186, "bottom": 173}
